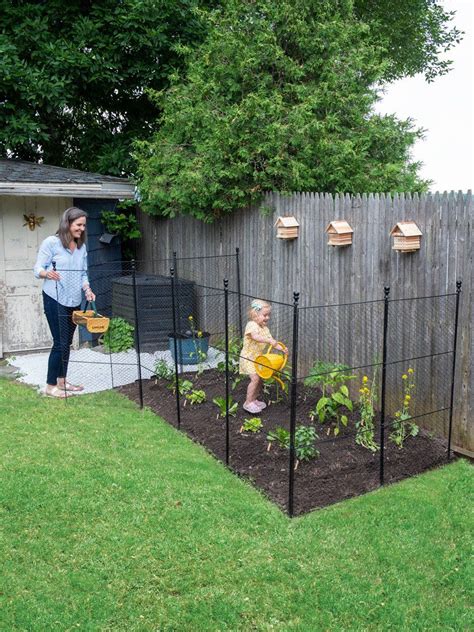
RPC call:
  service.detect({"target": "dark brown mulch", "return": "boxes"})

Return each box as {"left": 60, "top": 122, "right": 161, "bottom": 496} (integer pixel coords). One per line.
{"left": 118, "top": 369, "right": 452, "bottom": 516}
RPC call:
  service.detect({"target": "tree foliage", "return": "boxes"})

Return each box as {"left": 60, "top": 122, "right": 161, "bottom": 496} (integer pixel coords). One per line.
{"left": 354, "top": 0, "right": 462, "bottom": 82}
{"left": 0, "top": 0, "right": 217, "bottom": 174}
{"left": 0, "top": 0, "right": 461, "bottom": 184}
{"left": 136, "top": 0, "right": 433, "bottom": 220}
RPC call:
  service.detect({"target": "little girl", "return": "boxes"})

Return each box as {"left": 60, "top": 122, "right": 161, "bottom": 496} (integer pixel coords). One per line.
{"left": 239, "top": 300, "right": 288, "bottom": 414}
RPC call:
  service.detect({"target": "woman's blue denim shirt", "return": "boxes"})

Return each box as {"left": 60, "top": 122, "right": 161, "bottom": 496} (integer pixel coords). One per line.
{"left": 34, "top": 235, "right": 89, "bottom": 307}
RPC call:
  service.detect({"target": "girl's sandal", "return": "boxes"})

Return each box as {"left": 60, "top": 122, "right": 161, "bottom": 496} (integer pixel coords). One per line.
{"left": 44, "top": 386, "right": 71, "bottom": 399}
{"left": 63, "top": 382, "right": 84, "bottom": 392}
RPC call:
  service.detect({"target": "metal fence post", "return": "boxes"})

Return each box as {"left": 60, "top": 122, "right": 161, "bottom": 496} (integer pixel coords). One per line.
{"left": 448, "top": 280, "right": 462, "bottom": 458}
{"left": 288, "top": 291, "right": 300, "bottom": 517}
{"left": 235, "top": 247, "right": 243, "bottom": 338}
{"left": 170, "top": 268, "right": 182, "bottom": 429}
{"left": 379, "top": 286, "right": 390, "bottom": 486}
{"left": 224, "top": 279, "right": 230, "bottom": 465}
{"left": 172, "top": 250, "right": 183, "bottom": 374}
{"left": 132, "top": 259, "right": 143, "bottom": 409}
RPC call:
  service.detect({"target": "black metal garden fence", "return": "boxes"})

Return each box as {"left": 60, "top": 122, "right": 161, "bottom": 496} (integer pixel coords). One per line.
{"left": 48, "top": 253, "right": 462, "bottom": 517}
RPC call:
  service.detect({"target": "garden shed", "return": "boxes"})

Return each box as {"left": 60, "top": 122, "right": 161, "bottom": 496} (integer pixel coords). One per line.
{"left": 0, "top": 160, "right": 135, "bottom": 357}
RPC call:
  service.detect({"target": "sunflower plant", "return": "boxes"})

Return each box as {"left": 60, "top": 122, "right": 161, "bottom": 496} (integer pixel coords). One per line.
{"left": 355, "top": 374, "right": 379, "bottom": 452}
{"left": 390, "top": 368, "right": 419, "bottom": 448}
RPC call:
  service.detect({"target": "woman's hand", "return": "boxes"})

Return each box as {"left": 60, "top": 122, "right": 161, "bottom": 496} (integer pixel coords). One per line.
{"left": 85, "top": 287, "right": 96, "bottom": 302}
{"left": 45, "top": 269, "right": 61, "bottom": 281}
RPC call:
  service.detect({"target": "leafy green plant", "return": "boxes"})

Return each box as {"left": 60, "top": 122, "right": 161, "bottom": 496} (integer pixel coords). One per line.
{"left": 101, "top": 201, "right": 141, "bottom": 259}
{"left": 262, "top": 366, "right": 291, "bottom": 404}
{"left": 305, "top": 361, "right": 356, "bottom": 390}
{"left": 267, "top": 427, "right": 290, "bottom": 451}
{"left": 185, "top": 389, "right": 206, "bottom": 405}
{"left": 306, "top": 361, "right": 355, "bottom": 436}
{"left": 186, "top": 315, "right": 209, "bottom": 374}
{"left": 355, "top": 374, "right": 379, "bottom": 452}
{"left": 215, "top": 330, "right": 244, "bottom": 389}
{"left": 390, "top": 368, "right": 419, "bottom": 448}
{"left": 267, "top": 425, "right": 319, "bottom": 467}
{"left": 168, "top": 378, "right": 193, "bottom": 396}
{"left": 101, "top": 317, "right": 135, "bottom": 353}
{"left": 212, "top": 396, "right": 238, "bottom": 419}
{"left": 240, "top": 417, "right": 263, "bottom": 433}
{"left": 153, "top": 358, "right": 174, "bottom": 382}
{"left": 294, "top": 426, "right": 319, "bottom": 464}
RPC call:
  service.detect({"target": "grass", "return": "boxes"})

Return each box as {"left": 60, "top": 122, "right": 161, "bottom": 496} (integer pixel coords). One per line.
{"left": 1, "top": 378, "right": 473, "bottom": 631}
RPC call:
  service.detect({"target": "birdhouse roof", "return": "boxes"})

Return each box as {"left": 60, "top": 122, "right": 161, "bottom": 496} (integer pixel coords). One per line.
{"left": 274, "top": 216, "right": 299, "bottom": 228}
{"left": 325, "top": 220, "right": 353, "bottom": 234}
{"left": 390, "top": 221, "right": 422, "bottom": 237}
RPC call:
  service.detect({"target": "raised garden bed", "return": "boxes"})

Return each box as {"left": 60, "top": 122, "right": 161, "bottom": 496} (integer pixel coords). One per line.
{"left": 118, "top": 369, "right": 452, "bottom": 515}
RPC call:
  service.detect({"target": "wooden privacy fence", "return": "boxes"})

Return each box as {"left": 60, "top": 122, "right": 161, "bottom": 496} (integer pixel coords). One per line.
{"left": 136, "top": 191, "right": 473, "bottom": 454}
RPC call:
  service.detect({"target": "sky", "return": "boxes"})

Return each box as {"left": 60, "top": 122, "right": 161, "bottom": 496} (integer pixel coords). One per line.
{"left": 375, "top": 0, "right": 473, "bottom": 193}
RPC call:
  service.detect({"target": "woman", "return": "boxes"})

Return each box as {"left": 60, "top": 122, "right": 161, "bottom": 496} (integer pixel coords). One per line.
{"left": 34, "top": 207, "right": 96, "bottom": 398}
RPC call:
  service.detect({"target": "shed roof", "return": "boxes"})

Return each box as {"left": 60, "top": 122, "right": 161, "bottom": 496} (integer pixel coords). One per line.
{"left": 390, "top": 221, "right": 422, "bottom": 237}
{"left": 0, "top": 160, "right": 135, "bottom": 198}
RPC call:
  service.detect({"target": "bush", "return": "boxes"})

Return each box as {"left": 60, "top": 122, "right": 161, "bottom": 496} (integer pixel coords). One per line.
{"left": 101, "top": 318, "right": 135, "bottom": 353}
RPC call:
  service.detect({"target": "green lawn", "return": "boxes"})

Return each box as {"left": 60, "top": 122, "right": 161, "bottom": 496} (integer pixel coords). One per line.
{"left": 1, "top": 379, "right": 472, "bottom": 631}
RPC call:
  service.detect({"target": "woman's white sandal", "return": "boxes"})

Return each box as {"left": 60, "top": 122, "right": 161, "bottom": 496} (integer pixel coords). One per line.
{"left": 44, "top": 386, "right": 71, "bottom": 399}
{"left": 63, "top": 382, "right": 84, "bottom": 392}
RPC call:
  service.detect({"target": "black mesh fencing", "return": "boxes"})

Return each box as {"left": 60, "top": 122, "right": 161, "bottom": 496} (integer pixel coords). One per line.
{"left": 12, "top": 255, "right": 462, "bottom": 516}
{"left": 50, "top": 262, "right": 143, "bottom": 406}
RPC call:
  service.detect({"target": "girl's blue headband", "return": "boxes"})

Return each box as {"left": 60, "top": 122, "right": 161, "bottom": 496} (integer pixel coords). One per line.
{"left": 251, "top": 301, "right": 263, "bottom": 311}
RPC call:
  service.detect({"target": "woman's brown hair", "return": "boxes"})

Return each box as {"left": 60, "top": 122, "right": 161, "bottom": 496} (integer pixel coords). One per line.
{"left": 57, "top": 207, "right": 88, "bottom": 249}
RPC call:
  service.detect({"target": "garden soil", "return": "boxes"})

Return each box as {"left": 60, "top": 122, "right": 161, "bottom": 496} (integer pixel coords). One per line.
{"left": 118, "top": 370, "right": 452, "bottom": 516}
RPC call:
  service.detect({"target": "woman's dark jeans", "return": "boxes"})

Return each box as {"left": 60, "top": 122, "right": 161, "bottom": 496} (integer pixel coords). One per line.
{"left": 43, "top": 291, "right": 79, "bottom": 385}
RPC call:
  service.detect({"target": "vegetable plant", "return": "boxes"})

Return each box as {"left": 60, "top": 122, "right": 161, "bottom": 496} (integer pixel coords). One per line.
{"left": 154, "top": 358, "right": 174, "bottom": 382}
{"left": 212, "top": 396, "right": 238, "bottom": 419}
{"left": 294, "top": 425, "right": 319, "bottom": 465}
{"left": 101, "top": 317, "right": 135, "bottom": 353}
{"left": 187, "top": 315, "right": 208, "bottom": 374}
{"left": 240, "top": 417, "right": 263, "bottom": 433}
{"left": 262, "top": 366, "right": 291, "bottom": 404}
{"left": 390, "top": 368, "right": 419, "bottom": 448}
{"left": 355, "top": 374, "right": 379, "bottom": 452}
{"left": 215, "top": 330, "right": 244, "bottom": 389}
{"left": 185, "top": 389, "right": 206, "bottom": 405}
{"left": 168, "top": 378, "right": 193, "bottom": 396}
{"left": 267, "top": 425, "right": 319, "bottom": 467}
{"left": 306, "top": 361, "right": 355, "bottom": 435}
{"left": 267, "top": 427, "right": 290, "bottom": 451}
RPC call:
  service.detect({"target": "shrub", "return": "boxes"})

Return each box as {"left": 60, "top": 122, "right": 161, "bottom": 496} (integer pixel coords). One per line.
{"left": 101, "top": 318, "right": 135, "bottom": 353}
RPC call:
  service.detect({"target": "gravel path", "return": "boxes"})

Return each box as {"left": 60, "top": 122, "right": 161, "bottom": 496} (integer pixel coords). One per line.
{"left": 8, "top": 346, "right": 224, "bottom": 395}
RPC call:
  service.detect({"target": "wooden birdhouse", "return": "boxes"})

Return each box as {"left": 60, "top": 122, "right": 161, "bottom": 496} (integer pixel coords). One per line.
{"left": 390, "top": 221, "right": 422, "bottom": 253}
{"left": 325, "top": 220, "right": 353, "bottom": 247}
{"left": 275, "top": 216, "right": 299, "bottom": 240}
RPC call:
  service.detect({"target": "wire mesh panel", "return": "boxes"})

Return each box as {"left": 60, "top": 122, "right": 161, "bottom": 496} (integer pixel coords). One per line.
{"left": 10, "top": 254, "right": 461, "bottom": 515}
{"left": 289, "top": 300, "right": 384, "bottom": 514}
{"left": 56, "top": 263, "right": 143, "bottom": 406}
{"left": 381, "top": 293, "right": 458, "bottom": 482}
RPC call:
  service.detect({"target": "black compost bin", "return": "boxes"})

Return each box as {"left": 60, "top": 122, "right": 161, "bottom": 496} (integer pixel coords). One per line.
{"left": 112, "top": 274, "right": 196, "bottom": 352}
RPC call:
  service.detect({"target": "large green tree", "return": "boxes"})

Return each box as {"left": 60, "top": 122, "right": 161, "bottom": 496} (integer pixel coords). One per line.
{"left": 0, "top": 0, "right": 217, "bottom": 174}
{"left": 1, "top": 0, "right": 460, "bottom": 179}
{"left": 136, "top": 0, "right": 449, "bottom": 220}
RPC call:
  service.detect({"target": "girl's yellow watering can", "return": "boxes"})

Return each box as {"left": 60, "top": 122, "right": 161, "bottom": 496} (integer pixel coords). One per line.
{"left": 255, "top": 342, "right": 288, "bottom": 389}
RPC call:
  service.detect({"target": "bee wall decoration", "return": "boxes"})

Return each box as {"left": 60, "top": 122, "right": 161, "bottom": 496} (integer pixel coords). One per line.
{"left": 23, "top": 213, "right": 45, "bottom": 231}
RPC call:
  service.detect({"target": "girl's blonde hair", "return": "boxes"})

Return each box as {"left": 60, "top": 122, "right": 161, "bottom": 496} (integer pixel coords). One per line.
{"left": 248, "top": 299, "right": 271, "bottom": 320}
